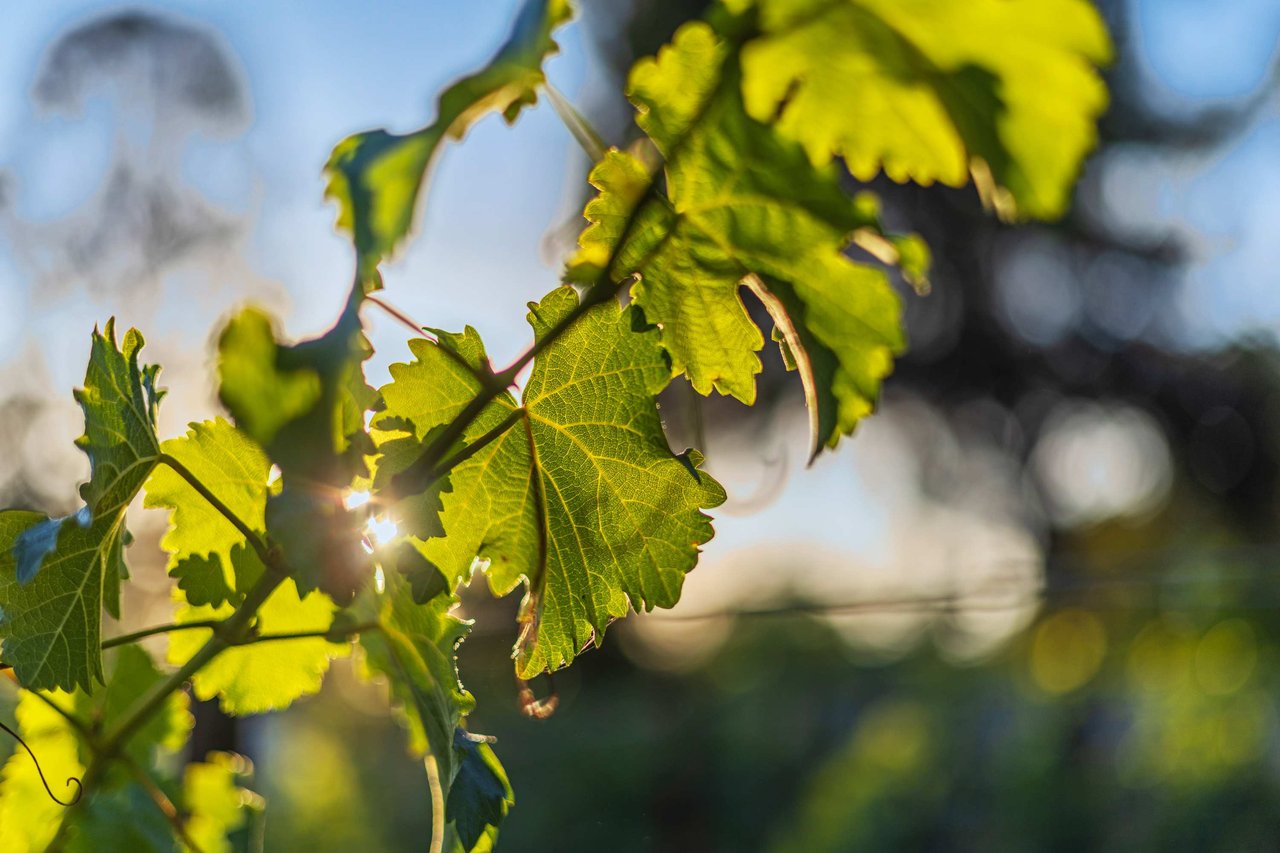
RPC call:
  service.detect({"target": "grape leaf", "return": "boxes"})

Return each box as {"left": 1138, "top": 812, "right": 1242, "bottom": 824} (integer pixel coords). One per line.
{"left": 16, "top": 321, "right": 163, "bottom": 593}
{"left": 378, "top": 286, "right": 726, "bottom": 676}
{"left": 726, "top": 0, "right": 1112, "bottom": 219}
{"left": 447, "top": 731, "right": 514, "bottom": 853}
{"left": 352, "top": 571, "right": 473, "bottom": 804}
{"left": 0, "top": 510, "right": 116, "bottom": 691}
{"left": 0, "top": 321, "right": 165, "bottom": 690}
{"left": 324, "top": 0, "right": 572, "bottom": 285}
{"left": 216, "top": 304, "right": 374, "bottom": 601}
{"left": 169, "top": 579, "right": 348, "bottom": 715}
{"left": 65, "top": 783, "right": 175, "bottom": 853}
{"left": 568, "top": 23, "right": 903, "bottom": 454}
{"left": 144, "top": 419, "right": 271, "bottom": 608}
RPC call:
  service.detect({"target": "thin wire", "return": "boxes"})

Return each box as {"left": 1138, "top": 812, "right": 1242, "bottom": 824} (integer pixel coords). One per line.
{"left": 646, "top": 545, "right": 1280, "bottom": 621}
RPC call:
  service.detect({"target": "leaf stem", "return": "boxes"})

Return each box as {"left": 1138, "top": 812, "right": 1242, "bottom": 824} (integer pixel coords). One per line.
{"left": 545, "top": 83, "right": 608, "bottom": 162}
{"left": 100, "top": 620, "right": 223, "bottom": 651}
{"left": 425, "top": 752, "right": 445, "bottom": 853}
{"left": 234, "top": 621, "right": 381, "bottom": 647}
{"left": 158, "top": 453, "right": 274, "bottom": 568}
{"left": 365, "top": 294, "right": 509, "bottom": 397}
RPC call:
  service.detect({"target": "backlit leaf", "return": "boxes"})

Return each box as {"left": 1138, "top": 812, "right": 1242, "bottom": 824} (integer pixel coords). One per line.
{"left": 379, "top": 286, "right": 725, "bottom": 677}
{"left": 0, "top": 321, "right": 163, "bottom": 690}
{"left": 144, "top": 418, "right": 271, "bottom": 608}
{"left": 168, "top": 579, "right": 348, "bottom": 716}
{"left": 216, "top": 304, "right": 374, "bottom": 601}
{"left": 324, "top": 0, "right": 572, "bottom": 285}
{"left": 569, "top": 23, "right": 904, "bottom": 454}
{"left": 727, "top": 0, "right": 1112, "bottom": 219}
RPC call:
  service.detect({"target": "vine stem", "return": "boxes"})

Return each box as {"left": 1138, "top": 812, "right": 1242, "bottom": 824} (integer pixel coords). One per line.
{"left": 545, "top": 83, "right": 607, "bottom": 162}
{"left": 101, "top": 620, "right": 222, "bottom": 651}
{"left": 425, "top": 753, "right": 446, "bottom": 853}
{"left": 237, "top": 621, "right": 381, "bottom": 647}
{"left": 49, "top": 564, "right": 288, "bottom": 850}
{"left": 365, "top": 294, "right": 510, "bottom": 398}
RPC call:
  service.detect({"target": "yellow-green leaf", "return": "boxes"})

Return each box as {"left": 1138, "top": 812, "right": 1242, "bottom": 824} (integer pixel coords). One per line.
{"left": 569, "top": 22, "right": 904, "bottom": 453}
{"left": 324, "top": 0, "right": 572, "bottom": 285}
{"left": 169, "top": 580, "right": 348, "bottom": 715}
{"left": 378, "top": 286, "right": 726, "bottom": 677}
{"left": 144, "top": 418, "right": 271, "bottom": 607}
{"left": 731, "top": 0, "right": 1112, "bottom": 219}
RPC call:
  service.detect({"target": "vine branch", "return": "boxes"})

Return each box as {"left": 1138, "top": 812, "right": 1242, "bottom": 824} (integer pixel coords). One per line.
{"left": 101, "top": 620, "right": 223, "bottom": 651}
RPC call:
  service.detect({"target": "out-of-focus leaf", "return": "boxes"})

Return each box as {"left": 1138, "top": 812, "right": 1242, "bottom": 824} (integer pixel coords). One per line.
{"left": 726, "top": 0, "right": 1112, "bottom": 219}
{"left": 65, "top": 783, "right": 175, "bottom": 853}
{"left": 324, "top": 0, "right": 572, "bottom": 285}
{"left": 184, "top": 752, "right": 265, "bottom": 853}
{"left": 0, "top": 646, "right": 191, "bottom": 851}
{"left": 0, "top": 690, "right": 83, "bottom": 853}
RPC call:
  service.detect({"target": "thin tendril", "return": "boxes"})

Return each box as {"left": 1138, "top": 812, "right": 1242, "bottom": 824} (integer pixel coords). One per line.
{"left": 0, "top": 719, "right": 82, "bottom": 806}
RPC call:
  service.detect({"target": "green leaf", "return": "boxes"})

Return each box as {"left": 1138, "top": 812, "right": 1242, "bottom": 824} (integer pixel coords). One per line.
{"left": 65, "top": 783, "right": 175, "bottom": 853}
{"left": 16, "top": 320, "right": 161, "bottom": 603}
{"left": 447, "top": 731, "right": 513, "bottom": 853}
{"left": 216, "top": 304, "right": 375, "bottom": 600}
{"left": 727, "top": 0, "right": 1112, "bottom": 219}
{"left": 353, "top": 571, "right": 473, "bottom": 796}
{"left": 214, "top": 309, "right": 322, "bottom": 453}
{"left": 168, "top": 580, "right": 348, "bottom": 715}
{"left": 0, "top": 321, "right": 165, "bottom": 690}
{"left": 324, "top": 0, "right": 572, "bottom": 285}
{"left": 144, "top": 419, "right": 271, "bottom": 608}
{"left": 184, "top": 752, "right": 265, "bottom": 853}
{"left": 0, "top": 510, "right": 113, "bottom": 690}
{"left": 569, "top": 22, "right": 904, "bottom": 453}
{"left": 379, "top": 286, "right": 726, "bottom": 677}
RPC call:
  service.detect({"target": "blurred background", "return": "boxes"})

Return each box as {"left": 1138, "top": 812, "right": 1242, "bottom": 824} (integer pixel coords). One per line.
{"left": 2, "top": 0, "right": 1280, "bottom": 850}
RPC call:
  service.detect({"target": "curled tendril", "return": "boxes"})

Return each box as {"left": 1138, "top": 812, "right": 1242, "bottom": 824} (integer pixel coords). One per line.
{"left": 516, "top": 673, "right": 559, "bottom": 720}
{"left": 0, "top": 720, "right": 83, "bottom": 806}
